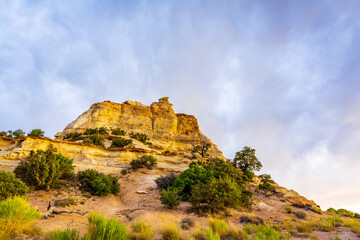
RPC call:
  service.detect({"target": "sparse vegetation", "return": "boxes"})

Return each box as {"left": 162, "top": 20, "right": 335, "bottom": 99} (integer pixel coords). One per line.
{"left": 14, "top": 148, "right": 74, "bottom": 190}
{"left": 63, "top": 132, "right": 82, "bottom": 140}
{"left": 28, "top": 128, "right": 45, "bottom": 137}
{"left": 129, "top": 132, "right": 150, "bottom": 144}
{"left": 0, "top": 170, "right": 28, "bottom": 201}
{"left": 160, "top": 221, "right": 181, "bottom": 240}
{"left": 180, "top": 218, "right": 195, "bottom": 230}
{"left": 155, "top": 173, "right": 177, "bottom": 190}
{"left": 111, "top": 128, "right": 126, "bottom": 136}
{"left": 78, "top": 169, "right": 120, "bottom": 196}
{"left": 84, "top": 127, "right": 109, "bottom": 136}
{"left": 130, "top": 155, "right": 157, "bottom": 170}
{"left": 253, "top": 225, "right": 281, "bottom": 240}
{"left": 110, "top": 137, "right": 133, "bottom": 148}
{"left": 84, "top": 134, "right": 105, "bottom": 147}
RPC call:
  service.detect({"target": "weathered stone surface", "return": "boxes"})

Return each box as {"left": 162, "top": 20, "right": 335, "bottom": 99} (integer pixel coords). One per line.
{"left": 56, "top": 97, "right": 224, "bottom": 158}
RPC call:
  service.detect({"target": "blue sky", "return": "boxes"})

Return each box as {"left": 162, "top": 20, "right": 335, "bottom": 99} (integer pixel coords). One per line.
{"left": 1, "top": 0, "right": 360, "bottom": 212}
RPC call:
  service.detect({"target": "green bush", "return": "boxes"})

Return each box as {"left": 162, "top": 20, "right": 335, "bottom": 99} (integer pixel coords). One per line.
{"left": 130, "top": 155, "right": 157, "bottom": 170}
{"left": 78, "top": 169, "right": 119, "bottom": 196}
{"left": 258, "top": 174, "right": 276, "bottom": 192}
{"left": 110, "top": 138, "right": 132, "bottom": 148}
{"left": 189, "top": 177, "right": 250, "bottom": 212}
{"left": 45, "top": 228, "right": 80, "bottom": 240}
{"left": 129, "top": 132, "right": 149, "bottom": 144}
{"left": 160, "top": 188, "right": 180, "bottom": 209}
{"left": 14, "top": 148, "right": 74, "bottom": 190}
{"left": 0, "top": 170, "right": 28, "bottom": 201}
{"left": 285, "top": 206, "right": 293, "bottom": 213}
{"left": 155, "top": 173, "right": 177, "bottom": 190}
{"left": 84, "top": 128, "right": 99, "bottom": 135}
{"left": 83, "top": 212, "right": 128, "bottom": 240}
{"left": 84, "top": 134, "right": 105, "bottom": 147}
{"left": 111, "top": 128, "right": 125, "bottom": 136}
{"left": 27, "top": 128, "right": 45, "bottom": 137}
{"left": 171, "top": 164, "right": 214, "bottom": 200}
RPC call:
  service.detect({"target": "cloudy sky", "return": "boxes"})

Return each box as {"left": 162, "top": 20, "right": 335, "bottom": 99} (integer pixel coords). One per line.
{"left": 1, "top": 0, "right": 360, "bottom": 212}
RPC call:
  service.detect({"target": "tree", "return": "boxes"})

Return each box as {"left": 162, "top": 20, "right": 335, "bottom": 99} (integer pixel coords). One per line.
{"left": 192, "top": 142, "right": 211, "bottom": 158}
{"left": 233, "top": 146, "right": 262, "bottom": 173}
{"left": 13, "top": 129, "right": 25, "bottom": 138}
{"left": 28, "top": 129, "right": 45, "bottom": 137}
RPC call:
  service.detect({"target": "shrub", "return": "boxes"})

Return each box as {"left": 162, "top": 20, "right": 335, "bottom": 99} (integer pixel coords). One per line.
{"left": 258, "top": 174, "right": 276, "bottom": 192}
{"left": 45, "top": 228, "right": 80, "bottom": 240}
{"left": 285, "top": 206, "right": 293, "bottom": 213}
{"left": 0, "top": 170, "right": 28, "bottom": 201}
{"left": 111, "top": 128, "right": 126, "bottom": 136}
{"left": 171, "top": 164, "right": 214, "bottom": 200}
{"left": 83, "top": 212, "right": 128, "bottom": 240}
{"left": 129, "top": 132, "right": 149, "bottom": 144}
{"left": 160, "top": 188, "right": 180, "bottom": 209}
{"left": 189, "top": 177, "right": 250, "bottom": 212}
{"left": 78, "top": 169, "right": 120, "bottom": 196}
{"left": 84, "top": 134, "right": 104, "bottom": 147}
{"left": 110, "top": 138, "right": 132, "bottom": 148}
{"left": 130, "top": 220, "right": 154, "bottom": 240}
{"left": 130, "top": 155, "right": 157, "bottom": 170}
{"left": 180, "top": 218, "right": 195, "bottom": 230}
{"left": 239, "top": 215, "right": 264, "bottom": 225}
{"left": 84, "top": 128, "right": 99, "bottom": 135}
{"left": 14, "top": 148, "right": 74, "bottom": 190}
{"left": 0, "top": 197, "right": 41, "bottom": 239}
{"left": 253, "top": 225, "right": 281, "bottom": 240}
{"left": 28, "top": 128, "right": 45, "bottom": 137}
{"left": 98, "top": 127, "right": 108, "bottom": 135}
{"left": 293, "top": 211, "right": 307, "bottom": 219}
{"left": 160, "top": 221, "right": 181, "bottom": 240}
{"left": 12, "top": 129, "right": 25, "bottom": 138}
{"left": 54, "top": 198, "right": 77, "bottom": 207}
{"left": 155, "top": 173, "right": 177, "bottom": 190}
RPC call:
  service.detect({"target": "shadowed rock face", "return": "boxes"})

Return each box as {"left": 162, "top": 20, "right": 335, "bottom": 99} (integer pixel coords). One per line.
{"left": 56, "top": 97, "right": 224, "bottom": 158}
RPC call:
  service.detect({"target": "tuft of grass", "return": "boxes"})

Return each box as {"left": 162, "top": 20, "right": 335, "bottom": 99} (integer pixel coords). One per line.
{"left": 293, "top": 211, "right": 307, "bottom": 219}
{"left": 45, "top": 228, "right": 80, "bottom": 240}
{"left": 253, "top": 225, "right": 281, "bottom": 240}
{"left": 208, "top": 218, "right": 228, "bottom": 236}
{"left": 205, "top": 228, "right": 220, "bottom": 240}
{"left": 160, "top": 221, "right": 181, "bottom": 240}
{"left": 83, "top": 212, "right": 128, "bottom": 240}
{"left": 130, "top": 220, "right": 155, "bottom": 240}
{"left": 343, "top": 217, "right": 360, "bottom": 235}
{"left": 296, "top": 221, "right": 313, "bottom": 233}
{"left": 224, "top": 221, "right": 247, "bottom": 240}
{"left": 0, "top": 196, "right": 41, "bottom": 239}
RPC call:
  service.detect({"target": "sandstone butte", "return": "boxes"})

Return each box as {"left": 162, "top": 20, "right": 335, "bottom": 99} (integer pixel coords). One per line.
{"left": 0, "top": 97, "right": 317, "bottom": 209}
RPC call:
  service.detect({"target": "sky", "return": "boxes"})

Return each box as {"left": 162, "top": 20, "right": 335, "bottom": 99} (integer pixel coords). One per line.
{"left": 1, "top": 0, "right": 360, "bottom": 212}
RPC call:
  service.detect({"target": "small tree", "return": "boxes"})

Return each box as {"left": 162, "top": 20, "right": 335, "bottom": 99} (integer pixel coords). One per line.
{"left": 28, "top": 129, "right": 45, "bottom": 137}
{"left": 192, "top": 142, "right": 211, "bottom": 158}
{"left": 233, "top": 146, "right": 262, "bottom": 173}
{"left": 13, "top": 129, "right": 25, "bottom": 138}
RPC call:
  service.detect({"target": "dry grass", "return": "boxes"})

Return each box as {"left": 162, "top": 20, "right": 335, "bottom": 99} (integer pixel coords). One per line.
{"left": 130, "top": 219, "right": 155, "bottom": 240}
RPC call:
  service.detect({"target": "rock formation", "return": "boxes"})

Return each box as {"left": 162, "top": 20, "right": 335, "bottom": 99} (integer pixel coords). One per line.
{"left": 56, "top": 97, "right": 224, "bottom": 158}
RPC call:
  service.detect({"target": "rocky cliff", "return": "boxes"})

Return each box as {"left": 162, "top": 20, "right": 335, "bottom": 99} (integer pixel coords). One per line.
{"left": 56, "top": 97, "right": 224, "bottom": 158}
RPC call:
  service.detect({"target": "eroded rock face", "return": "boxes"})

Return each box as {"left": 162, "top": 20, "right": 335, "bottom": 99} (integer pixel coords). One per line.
{"left": 56, "top": 97, "right": 224, "bottom": 158}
